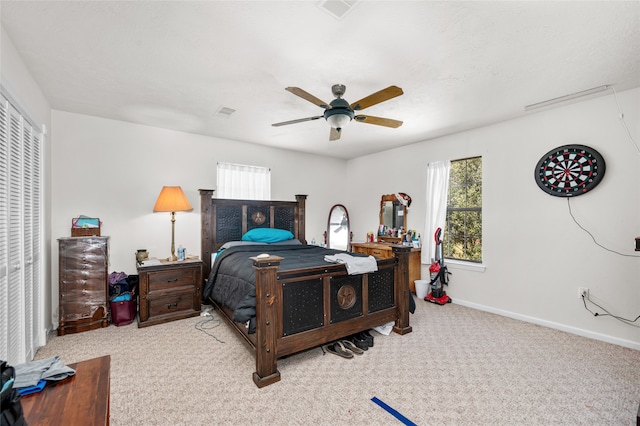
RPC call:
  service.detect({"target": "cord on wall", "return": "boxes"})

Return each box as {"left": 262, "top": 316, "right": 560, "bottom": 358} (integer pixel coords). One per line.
{"left": 581, "top": 293, "right": 640, "bottom": 328}
{"left": 610, "top": 86, "right": 640, "bottom": 155}
{"left": 567, "top": 198, "right": 640, "bottom": 258}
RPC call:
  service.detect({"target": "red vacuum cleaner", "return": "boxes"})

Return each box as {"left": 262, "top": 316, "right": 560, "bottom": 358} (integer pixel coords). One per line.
{"left": 425, "top": 227, "right": 452, "bottom": 305}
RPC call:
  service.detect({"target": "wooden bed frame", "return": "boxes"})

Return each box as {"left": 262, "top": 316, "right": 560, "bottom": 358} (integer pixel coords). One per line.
{"left": 199, "top": 189, "right": 412, "bottom": 387}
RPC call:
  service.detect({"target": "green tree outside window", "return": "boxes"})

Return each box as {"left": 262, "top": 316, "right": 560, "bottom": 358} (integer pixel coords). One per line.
{"left": 444, "top": 157, "right": 482, "bottom": 262}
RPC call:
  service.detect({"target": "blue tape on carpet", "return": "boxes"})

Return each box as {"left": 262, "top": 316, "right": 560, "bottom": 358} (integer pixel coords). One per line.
{"left": 371, "top": 396, "right": 417, "bottom": 426}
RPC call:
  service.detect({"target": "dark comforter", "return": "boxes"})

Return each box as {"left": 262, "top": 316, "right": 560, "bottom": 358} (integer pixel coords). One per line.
{"left": 204, "top": 244, "right": 360, "bottom": 331}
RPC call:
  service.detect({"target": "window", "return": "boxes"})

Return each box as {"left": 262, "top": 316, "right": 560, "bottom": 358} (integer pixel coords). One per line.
{"left": 216, "top": 162, "right": 270, "bottom": 200}
{"left": 444, "top": 156, "right": 482, "bottom": 262}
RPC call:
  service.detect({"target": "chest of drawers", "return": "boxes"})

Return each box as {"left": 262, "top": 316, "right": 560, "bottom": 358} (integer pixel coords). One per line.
{"left": 137, "top": 258, "right": 203, "bottom": 327}
{"left": 58, "top": 236, "right": 110, "bottom": 335}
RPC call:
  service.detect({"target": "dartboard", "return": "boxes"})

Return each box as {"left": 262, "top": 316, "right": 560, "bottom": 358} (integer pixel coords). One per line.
{"left": 534, "top": 144, "right": 605, "bottom": 197}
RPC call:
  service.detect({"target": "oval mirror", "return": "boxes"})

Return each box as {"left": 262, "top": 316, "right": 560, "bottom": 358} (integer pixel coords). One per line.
{"left": 326, "top": 204, "right": 351, "bottom": 251}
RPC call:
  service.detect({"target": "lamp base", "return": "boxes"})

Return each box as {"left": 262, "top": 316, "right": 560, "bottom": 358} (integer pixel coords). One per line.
{"left": 170, "top": 212, "right": 177, "bottom": 261}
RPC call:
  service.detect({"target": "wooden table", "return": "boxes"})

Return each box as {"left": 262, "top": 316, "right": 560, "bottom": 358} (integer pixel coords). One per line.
{"left": 21, "top": 355, "right": 111, "bottom": 425}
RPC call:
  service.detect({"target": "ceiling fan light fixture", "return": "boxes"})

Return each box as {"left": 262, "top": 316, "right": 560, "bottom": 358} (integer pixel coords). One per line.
{"left": 325, "top": 111, "right": 353, "bottom": 129}
{"left": 324, "top": 97, "right": 354, "bottom": 129}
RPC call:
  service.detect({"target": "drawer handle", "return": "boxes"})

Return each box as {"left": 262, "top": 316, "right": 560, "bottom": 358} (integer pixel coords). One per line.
{"left": 167, "top": 303, "right": 178, "bottom": 309}
{"left": 166, "top": 278, "right": 178, "bottom": 283}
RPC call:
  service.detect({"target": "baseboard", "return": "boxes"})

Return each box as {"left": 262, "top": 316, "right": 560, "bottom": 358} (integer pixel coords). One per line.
{"left": 452, "top": 298, "right": 640, "bottom": 351}
{"left": 36, "top": 327, "right": 48, "bottom": 347}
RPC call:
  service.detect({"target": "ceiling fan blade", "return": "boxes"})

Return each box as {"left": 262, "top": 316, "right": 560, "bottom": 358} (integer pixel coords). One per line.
{"left": 350, "top": 85, "right": 403, "bottom": 111}
{"left": 354, "top": 115, "right": 403, "bottom": 128}
{"left": 285, "top": 87, "right": 331, "bottom": 109}
{"left": 272, "top": 116, "right": 323, "bottom": 127}
{"left": 329, "top": 127, "right": 341, "bottom": 141}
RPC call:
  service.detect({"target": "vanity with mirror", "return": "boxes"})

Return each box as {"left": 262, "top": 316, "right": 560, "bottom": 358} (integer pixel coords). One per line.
{"left": 351, "top": 194, "right": 422, "bottom": 293}
{"left": 378, "top": 193, "right": 406, "bottom": 243}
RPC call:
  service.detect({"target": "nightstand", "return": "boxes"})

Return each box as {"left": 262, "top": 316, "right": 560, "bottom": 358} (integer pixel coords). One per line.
{"left": 136, "top": 258, "right": 203, "bottom": 327}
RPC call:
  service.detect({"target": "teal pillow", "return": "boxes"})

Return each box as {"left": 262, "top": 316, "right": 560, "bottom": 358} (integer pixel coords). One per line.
{"left": 241, "top": 228, "right": 294, "bottom": 243}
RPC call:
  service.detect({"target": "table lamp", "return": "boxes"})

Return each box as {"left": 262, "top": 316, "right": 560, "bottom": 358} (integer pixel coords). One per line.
{"left": 153, "top": 186, "right": 192, "bottom": 261}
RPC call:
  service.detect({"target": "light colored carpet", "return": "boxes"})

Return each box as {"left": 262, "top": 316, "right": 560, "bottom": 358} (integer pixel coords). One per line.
{"left": 34, "top": 298, "right": 640, "bottom": 425}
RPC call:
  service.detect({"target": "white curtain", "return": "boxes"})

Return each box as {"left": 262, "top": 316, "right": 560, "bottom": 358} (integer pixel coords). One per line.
{"left": 422, "top": 161, "right": 451, "bottom": 264}
{"left": 216, "top": 162, "right": 271, "bottom": 200}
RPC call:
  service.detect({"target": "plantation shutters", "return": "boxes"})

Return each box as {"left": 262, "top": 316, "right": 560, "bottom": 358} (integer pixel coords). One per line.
{"left": 0, "top": 92, "right": 44, "bottom": 364}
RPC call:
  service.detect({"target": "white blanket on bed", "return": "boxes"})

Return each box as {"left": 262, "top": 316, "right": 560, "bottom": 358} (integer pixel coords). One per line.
{"left": 324, "top": 253, "right": 378, "bottom": 275}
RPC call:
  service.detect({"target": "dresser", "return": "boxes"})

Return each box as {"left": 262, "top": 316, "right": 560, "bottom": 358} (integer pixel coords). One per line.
{"left": 58, "top": 236, "right": 110, "bottom": 335}
{"left": 351, "top": 242, "right": 422, "bottom": 293}
{"left": 137, "top": 258, "right": 203, "bottom": 327}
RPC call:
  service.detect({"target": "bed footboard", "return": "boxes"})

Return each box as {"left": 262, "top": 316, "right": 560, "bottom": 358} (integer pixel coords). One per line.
{"left": 250, "top": 247, "right": 412, "bottom": 387}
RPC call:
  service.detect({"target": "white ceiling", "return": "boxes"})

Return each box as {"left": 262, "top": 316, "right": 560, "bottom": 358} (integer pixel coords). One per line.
{"left": 2, "top": 1, "right": 639, "bottom": 160}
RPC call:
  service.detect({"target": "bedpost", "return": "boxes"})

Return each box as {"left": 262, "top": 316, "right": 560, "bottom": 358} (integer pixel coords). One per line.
{"left": 251, "top": 255, "right": 284, "bottom": 388}
{"left": 199, "top": 189, "right": 215, "bottom": 280}
{"left": 295, "top": 194, "right": 307, "bottom": 244}
{"left": 392, "top": 246, "right": 413, "bottom": 335}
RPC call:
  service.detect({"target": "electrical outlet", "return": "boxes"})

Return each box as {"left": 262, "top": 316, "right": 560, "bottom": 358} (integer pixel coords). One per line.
{"left": 578, "top": 287, "right": 589, "bottom": 298}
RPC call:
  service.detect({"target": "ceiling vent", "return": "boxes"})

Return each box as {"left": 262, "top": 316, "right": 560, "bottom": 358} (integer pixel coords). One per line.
{"left": 317, "top": 0, "right": 359, "bottom": 21}
{"left": 215, "top": 106, "right": 236, "bottom": 118}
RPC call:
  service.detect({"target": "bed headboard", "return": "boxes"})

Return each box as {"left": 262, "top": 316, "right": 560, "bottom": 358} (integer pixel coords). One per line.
{"left": 199, "top": 189, "right": 307, "bottom": 278}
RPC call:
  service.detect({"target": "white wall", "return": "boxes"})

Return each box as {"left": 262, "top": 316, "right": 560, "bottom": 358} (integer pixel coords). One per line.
{"left": 347, "top": 88, "right": 640, "bottom": 348}
{"left": 50, "top": 111, "right": 347, "bottom": 326}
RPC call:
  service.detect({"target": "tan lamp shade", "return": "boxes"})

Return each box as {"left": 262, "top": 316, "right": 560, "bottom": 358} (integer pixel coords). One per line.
{"left": 153, "top": 186, "right": 193, "bottom": 213}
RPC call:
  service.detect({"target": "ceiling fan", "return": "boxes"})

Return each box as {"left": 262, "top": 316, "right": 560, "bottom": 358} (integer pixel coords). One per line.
{"left": 331, "top": 214, "right": 349, "bottom": 233}
{"left": 272, "top": 84, "right": 404, "bottom": 141}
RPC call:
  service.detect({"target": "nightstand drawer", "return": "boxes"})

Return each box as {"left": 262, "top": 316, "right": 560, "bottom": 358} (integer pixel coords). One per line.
{"left": 147, "top": 290, "right": 195, "bottom": 318}
{"left": 147, "top": 268, "right": 197, "bottom": 293}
